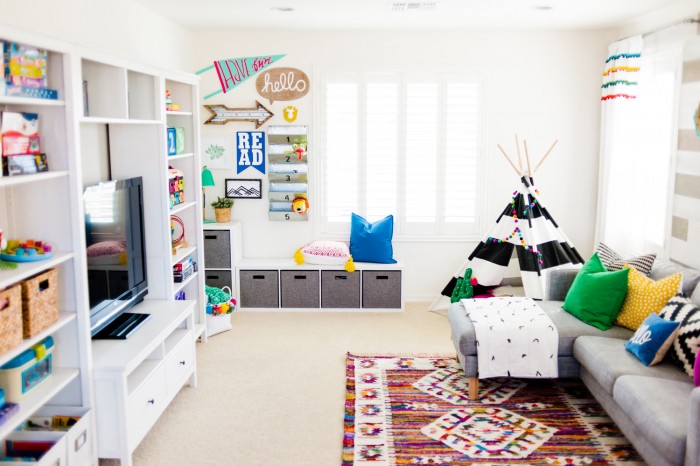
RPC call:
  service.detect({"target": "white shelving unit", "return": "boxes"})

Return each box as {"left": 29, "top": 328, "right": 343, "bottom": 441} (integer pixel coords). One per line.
{"left": 0, "top": 29, "right": 97, "bottom": 465}
{"left": 0, "top": 25, "right": 206, "bottom": 465}
{"left": 77, "top": 51, "right": 206, "bottom": 341}
{"left": 74, "top": 49, "right": 206, "bottom": 461}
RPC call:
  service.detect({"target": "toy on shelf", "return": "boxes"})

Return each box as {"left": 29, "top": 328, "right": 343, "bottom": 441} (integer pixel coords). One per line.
{"left": 0, "top": 239, "right": 53, "bottom": 262}
{"left": 168, "top": 167, "right": 185, "bottom": 208}
{"left": 165, "top": 89, "right": 172, "bottom": 111}
{"left": 171, "top": 215, "right": 188, "bottom": 254}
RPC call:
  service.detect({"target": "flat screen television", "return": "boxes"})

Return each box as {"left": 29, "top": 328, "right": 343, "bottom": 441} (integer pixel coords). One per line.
{"left": 84, "top": 177, "right": 150, "bottom": 338}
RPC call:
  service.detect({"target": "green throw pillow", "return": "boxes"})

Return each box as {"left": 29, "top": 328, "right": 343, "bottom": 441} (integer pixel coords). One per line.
{"left": 562, "top": 252, "right": 629, "bottom": 330}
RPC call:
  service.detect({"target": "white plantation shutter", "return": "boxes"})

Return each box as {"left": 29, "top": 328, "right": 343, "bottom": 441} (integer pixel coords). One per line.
{"left": 319, "top": 69, "right": 483, "bottom": 238}
{"left": 324, "top": 79, "right": 359, "bottom": 223}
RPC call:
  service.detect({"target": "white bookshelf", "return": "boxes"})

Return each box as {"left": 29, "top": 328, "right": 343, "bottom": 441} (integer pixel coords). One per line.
{"left": 0, "top": 30, "right": 97, "bottom": 465}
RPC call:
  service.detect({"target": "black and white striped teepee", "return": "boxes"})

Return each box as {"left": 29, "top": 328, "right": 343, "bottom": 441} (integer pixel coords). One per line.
{"left": 439, "top": 137, "right": 584, "bottom": 301}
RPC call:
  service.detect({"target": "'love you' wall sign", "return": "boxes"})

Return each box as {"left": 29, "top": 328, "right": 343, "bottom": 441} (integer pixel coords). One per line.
{"left": 256, "top": 67, "right": 309, "bottom": 104}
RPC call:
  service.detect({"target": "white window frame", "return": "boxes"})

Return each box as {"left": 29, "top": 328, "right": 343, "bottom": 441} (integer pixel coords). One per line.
{"left": 313, "top": 65, "right": 487, "bottom": 242}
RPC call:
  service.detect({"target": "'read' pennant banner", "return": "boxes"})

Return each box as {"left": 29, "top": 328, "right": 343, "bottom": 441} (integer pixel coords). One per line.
{"left": 196, "top": 54, "right": 286, "bottom": 100}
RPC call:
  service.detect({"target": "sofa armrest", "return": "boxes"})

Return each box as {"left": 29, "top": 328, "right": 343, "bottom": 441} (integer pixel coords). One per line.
{"left": 545, "top": 269, "right": 579, "bottom": 301}
{"left": 687, "top": 388, "right": 700, "bottom": 466}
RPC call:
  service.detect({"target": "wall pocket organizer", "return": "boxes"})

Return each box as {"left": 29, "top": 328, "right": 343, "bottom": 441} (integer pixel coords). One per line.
{"left": 267, "top": 126, "right": 308, "bottom": 221}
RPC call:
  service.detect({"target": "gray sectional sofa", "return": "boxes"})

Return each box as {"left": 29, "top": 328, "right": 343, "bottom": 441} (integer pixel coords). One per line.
{"left": 447, "top": 259, "right": 700, "bottom": 466}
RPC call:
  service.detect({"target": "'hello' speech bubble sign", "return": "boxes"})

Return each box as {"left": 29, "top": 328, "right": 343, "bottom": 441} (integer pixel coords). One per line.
{"left": 256, "top": 67, "right": 309, "bottom": 104}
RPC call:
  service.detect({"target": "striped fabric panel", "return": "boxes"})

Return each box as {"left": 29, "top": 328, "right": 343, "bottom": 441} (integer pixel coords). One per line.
{"left": 596, "top": 243, "right": 656, "bottom": 276}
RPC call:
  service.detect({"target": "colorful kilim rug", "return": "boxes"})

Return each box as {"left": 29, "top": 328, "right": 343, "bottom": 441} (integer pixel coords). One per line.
{"left": 343, "top": 353, "right": 644, "bottom": 465}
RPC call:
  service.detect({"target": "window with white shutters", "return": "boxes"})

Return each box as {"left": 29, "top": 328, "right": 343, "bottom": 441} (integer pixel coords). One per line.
{"left": 317, "top": 69, "right": 484, "bottom": 239}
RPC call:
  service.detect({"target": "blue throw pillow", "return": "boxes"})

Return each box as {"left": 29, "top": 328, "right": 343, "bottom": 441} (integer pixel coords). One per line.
{"left": 349, "top": 213, "right": 396, "bottom": 264}
{"left": 625, "top": 313, "right": 680, "bottom": 366}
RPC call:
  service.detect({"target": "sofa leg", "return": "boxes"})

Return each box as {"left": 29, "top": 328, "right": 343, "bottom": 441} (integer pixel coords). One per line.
{"left": 468, "top": 377, "right": 479, "bottom": 400}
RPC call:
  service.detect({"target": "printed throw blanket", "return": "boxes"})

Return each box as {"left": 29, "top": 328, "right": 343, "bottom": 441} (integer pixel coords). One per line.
{"left": 461, "top": 297, "right": 558, "bottom": 379}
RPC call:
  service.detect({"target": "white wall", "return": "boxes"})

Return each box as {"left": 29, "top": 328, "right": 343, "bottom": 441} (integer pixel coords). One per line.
{"left": 0, "top": 0, "right": 194, "bottom": 71}
{"left": 195, "top": 28, "right": 616, "bottom": 300}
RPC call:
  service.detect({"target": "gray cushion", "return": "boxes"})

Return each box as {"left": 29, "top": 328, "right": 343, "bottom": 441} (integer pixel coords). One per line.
{"left": 613, "top": 375, "right": 694, "bottom": 466}
{"left": 692, "top": 285, "right": 700, "bottom": 308}
{"left": 573, "top": 336, "right": 691, "bottom": 395}
{"left": 545, "top": 269, "right": 579, "bottom": 301}
{"left": 448, "top": 300, "right": 633, "bottom": 358}
{"left": 650, "top": 258, "right": 700, "bottom": 297}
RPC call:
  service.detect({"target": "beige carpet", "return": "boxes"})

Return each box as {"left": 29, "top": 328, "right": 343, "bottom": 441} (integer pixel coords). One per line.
{"left": 99, "top": 302, "right": 454, "bottom": 465}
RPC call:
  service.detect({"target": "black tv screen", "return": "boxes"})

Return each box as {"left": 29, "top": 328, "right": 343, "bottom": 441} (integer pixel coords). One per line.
{"left": 84, "top": 177, "right": 148, "bottom": 336}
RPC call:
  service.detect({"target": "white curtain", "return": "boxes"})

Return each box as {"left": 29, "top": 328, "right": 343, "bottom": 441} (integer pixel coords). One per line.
{"left": 596, "top": 35, "right": 682, "bottom": 257}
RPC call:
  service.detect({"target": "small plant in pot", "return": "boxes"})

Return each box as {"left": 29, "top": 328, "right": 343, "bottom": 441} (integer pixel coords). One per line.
{"left": 211, "top": 196, "right": 234, "bottom": 223}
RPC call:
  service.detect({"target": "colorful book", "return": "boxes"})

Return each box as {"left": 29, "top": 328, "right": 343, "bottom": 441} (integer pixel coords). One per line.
{"left": 1, "top": 112, "right": 40, "bottom": 156}
{"left": 5, "top": 86, "right": 57, "bottom": 100}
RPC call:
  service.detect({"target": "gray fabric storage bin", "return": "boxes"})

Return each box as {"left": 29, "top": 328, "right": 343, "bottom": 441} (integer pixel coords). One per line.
{"left": 203, "top": 230, "right": 231, "bottom": 269}
{"left": 362, "top": 271, "right": 401, "bottom": 308}
{"left": 280, "top": 270, "right": 320, "bottom": 308}
{"left": 240, "top": 270, "right": 279, "bottom": 308}
{"left": 204, "top": 270, "right": 232, "bottom": 290}
{"left": 321, "top": 271, "right": 360, "bottom": 308}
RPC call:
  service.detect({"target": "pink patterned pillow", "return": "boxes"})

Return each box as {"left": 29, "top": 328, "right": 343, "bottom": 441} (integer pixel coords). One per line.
{"left": 87, "top": 240, "right": 126, "bottom": 258}
{"left": 301, "top": 241, "right": 350, "bottom": 265}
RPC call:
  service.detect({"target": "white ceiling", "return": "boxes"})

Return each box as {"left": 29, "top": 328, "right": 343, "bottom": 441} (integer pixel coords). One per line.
{"left": 132, "top": 0, "right": 692, "bottom": 31}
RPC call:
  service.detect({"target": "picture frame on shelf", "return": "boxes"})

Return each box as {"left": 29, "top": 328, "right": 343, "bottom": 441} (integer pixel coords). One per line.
{"left": 202, "top": 136, "right": 232, "bottom": 169}
{"left": 225, "top": 178, "right": 262, "bottom": 199}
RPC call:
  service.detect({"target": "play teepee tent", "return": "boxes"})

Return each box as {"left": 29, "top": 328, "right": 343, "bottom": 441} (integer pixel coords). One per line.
{"left": 438, "top": 137, "right": 584, "bottom": 302}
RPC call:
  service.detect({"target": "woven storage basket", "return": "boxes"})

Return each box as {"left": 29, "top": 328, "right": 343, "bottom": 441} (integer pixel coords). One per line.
{"left": 0, "top": 284, "right": 23, "bottom": 356}
{"left": 21, "top": 268, "right": 59, "bottom": 338}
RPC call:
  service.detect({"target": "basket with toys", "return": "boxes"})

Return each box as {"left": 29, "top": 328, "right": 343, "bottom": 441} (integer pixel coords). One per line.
{"left": 205, "top": 285, "right": 236, "bottom": 337}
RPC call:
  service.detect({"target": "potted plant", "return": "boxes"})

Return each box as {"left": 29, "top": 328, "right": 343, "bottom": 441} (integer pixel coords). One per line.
{"left": 211, "top": 196, "right": 234, "bottom": 223}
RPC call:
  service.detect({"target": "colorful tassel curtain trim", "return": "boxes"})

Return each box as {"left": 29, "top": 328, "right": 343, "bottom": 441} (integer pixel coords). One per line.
{"left": 605, "top": 52, "right": 641, "bottom": 63}
{"left": 602, "top": 66, "right": 640, "bottom": 76}
{"left": 601, "top": 36, "right": 643, "bottom": 102}
{"left": 601, "top": 94, "right": 637, "bottom": 101}
{"left": 601, "top": 80, "right": 638, "bottom": 88}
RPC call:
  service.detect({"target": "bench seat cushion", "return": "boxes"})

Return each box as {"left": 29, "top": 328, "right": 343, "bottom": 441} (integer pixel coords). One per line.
{"left": 613, "top": 375, "right": 693, "bottom": 466}
{"left": 573, "top": 336, "right": 691, "bottom": 395}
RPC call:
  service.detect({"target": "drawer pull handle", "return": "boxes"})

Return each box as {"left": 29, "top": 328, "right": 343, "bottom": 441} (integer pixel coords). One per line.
{"left": 207, "top": 275, "right": 220, "bottom": 279}
{"left": 148, "top": 399, "right": 155, "bottom": 405}
{"left": 376, "top": 276, "right": 389, "bottom": 280}
{"left": 74, "top": 430, "right": 87, "bottom": 451}
{"left": 253, "top": 275, "right": 265, "bottom": 280}
{"left": 180, "top": 360, "right": 186, "bottom": 365}
{"left": 51, "top": 459, "right": 60, "bottom": 466}
{"left": 205, "top": 235, "right": 218, "bottom": 239}
{"left": 294, "top": 275, "right": 307, "bottom": 280}
{"left": 335, "top": 275, "right": 347, "bottom": 280}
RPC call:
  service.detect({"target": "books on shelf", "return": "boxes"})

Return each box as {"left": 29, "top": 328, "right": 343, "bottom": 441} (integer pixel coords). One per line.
{"left": 1, "top": 41, "right": 57, "bottom": 100}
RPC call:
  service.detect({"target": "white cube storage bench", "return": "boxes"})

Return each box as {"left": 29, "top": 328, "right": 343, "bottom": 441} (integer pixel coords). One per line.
{"left": 236, "top": 259, "right": 403, "bottom": 311}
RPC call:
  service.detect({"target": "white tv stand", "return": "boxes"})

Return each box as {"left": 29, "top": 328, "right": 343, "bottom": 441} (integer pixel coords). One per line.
{"left": 91, "top": 300, "right": 197, "bottom": 466}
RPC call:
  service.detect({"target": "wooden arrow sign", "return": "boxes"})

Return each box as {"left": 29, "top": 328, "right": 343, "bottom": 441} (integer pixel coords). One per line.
{"left": 203, "top": 101, "right": 274, "bottom": 128}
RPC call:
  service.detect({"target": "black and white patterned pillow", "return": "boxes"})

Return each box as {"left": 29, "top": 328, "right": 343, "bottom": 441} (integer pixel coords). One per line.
{"left": 658, "top": 293, "right": 700, "bottom": 376}
{"left": 596, "top": 243, "right": 656, "bottom": 277}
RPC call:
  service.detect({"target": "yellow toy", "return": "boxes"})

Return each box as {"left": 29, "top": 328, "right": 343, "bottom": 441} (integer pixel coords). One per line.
{"left": 291, "top": 197, "right": 309, "bottom": 214}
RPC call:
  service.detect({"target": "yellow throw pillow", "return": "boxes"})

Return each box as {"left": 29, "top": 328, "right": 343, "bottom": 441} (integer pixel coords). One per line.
{"left": 616, "top": 266, "right": 682, "bottom": 331}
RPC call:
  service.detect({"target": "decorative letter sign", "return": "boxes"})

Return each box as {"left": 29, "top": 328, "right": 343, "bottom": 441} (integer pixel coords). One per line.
{"left": 196, "top": 54, "right": 286, "bottom": 100}
{"left": 237, "top": 131, "right": 266, "bottom": 175}
{"left": 256, "top": 67, "right": 310, "bottom": 104}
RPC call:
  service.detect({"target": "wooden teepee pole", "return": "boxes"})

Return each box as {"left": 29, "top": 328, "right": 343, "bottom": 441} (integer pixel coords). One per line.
{"left": 515, "top": 134, "right": 523, "bottom": 173}
{"left": 497, "top": 144, "right": 522, "bottom": 177}
{"left": 524, "top": 140, "right": 532, "bottom": 178}
{"left": 534, "top": 139, "right": 558, "bottom": 173}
